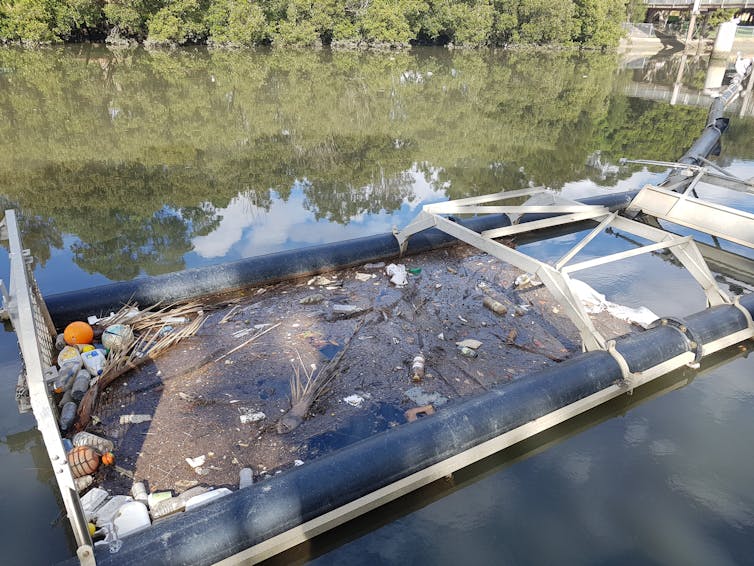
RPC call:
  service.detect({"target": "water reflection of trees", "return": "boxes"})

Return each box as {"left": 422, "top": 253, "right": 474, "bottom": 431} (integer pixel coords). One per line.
{"left": 0, "top": 46, "right": 734, "bottom": 280}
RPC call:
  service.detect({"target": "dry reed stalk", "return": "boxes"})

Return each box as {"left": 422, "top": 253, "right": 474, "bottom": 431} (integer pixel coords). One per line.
{"left": 213, "top": 323, "right": 280, "bottom": 363}
{"left": 277, "top": 320, "right": 364, "bottom": 434}
{"left": 73, "top": 302, "right": 207, "bottom": 433}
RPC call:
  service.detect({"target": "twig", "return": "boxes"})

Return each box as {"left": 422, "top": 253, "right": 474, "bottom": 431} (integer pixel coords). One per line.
{"left": 214, "top": 323, "right": 281, "bottom": 363}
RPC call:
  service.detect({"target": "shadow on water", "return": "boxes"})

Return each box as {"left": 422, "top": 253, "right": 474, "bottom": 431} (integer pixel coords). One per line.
{"left": 264, "top": 342, "right": 751, "bottom": 565}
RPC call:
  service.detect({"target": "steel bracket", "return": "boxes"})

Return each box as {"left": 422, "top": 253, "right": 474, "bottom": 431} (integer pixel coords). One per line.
{"left": 395, "top": 189, "right": 731, "bottom": 352}
{"left": 731, "top": 295, "right": 754, "bottom": 332}
{"left": 649, "top": 317, "right": 704, "bottom": 367}
{"left": 606, "top": 340, "right": 638, "bottom": 392}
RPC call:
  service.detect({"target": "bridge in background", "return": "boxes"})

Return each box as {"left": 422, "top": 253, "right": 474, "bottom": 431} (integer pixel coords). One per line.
{"left": 645, "top": 0, "right": 754, "bottom": 9}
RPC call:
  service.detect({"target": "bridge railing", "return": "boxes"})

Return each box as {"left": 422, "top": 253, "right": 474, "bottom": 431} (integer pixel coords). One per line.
{"left": 645, "top": 0, "right": 754, "bottom": 7}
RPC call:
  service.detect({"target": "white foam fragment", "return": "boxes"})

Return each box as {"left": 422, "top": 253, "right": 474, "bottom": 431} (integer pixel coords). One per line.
{"left": 571, "top": 279, "right": 658, "bottom": 328}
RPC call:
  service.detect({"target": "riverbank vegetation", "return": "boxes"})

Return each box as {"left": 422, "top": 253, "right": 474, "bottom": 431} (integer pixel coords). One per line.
{"left": 0, "top": 0, "right": 627, "bottom": 48}
{"left": 1, "top": 47, "right": 741, "bottom": 278}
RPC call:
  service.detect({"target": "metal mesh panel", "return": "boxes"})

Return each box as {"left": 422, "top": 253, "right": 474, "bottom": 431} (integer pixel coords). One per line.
{"left": 3, "top": 210, "right": 93, "bottom": 551}
{"left": 13, "top": 257, "right": 55, "bottom": 413}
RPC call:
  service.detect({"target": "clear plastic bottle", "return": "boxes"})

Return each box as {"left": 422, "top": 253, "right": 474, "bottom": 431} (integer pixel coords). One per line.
{"left": 72, "top": 431, "right": 115, "bottom": 453}
{"left": 150, "top": 486, "right": 208, "bottom": 520}
{"left": 71, "top": 370, "right": 91, "bottom": 402}
{"left": 59, "top": 401, "right": 78, "bottom": 432}
{"left": 53, "top": 364, "right": 79, "bottom": 394}
{"left": 131, "top": 481, "right": 148, "bottom": 503}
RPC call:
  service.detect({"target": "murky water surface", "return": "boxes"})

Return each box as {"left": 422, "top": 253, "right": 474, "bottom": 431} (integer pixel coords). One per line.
{"left": 0, "top": 46, "right": 753, "bottom": 565}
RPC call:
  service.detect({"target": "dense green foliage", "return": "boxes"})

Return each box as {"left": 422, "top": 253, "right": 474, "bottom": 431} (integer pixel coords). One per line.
{"left": 0, "top": 47, "right": 735, "bottom": 279}
{"left": 0, "top": 0, "right": 627, "bottom": 47}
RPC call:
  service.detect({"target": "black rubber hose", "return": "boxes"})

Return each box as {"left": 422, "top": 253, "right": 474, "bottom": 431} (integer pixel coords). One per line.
{"left": 45, "top": 191, "right": 638, "bottom": 326}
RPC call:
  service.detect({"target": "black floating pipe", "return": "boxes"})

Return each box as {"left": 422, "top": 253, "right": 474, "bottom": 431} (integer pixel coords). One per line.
{"left": 45, "top": 191, "right": 637, "bottom": 327}
{"left": 663, "top": 65, "right": 751, "bottom": 188}
{"left": 78, "top": 294, "right": 753, "bottom": 566}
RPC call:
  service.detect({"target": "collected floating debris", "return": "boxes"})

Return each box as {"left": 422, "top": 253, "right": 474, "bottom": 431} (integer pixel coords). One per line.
{"left": 308, "top": 275, "right": 336, "bottom": 287}
{"left": 277, "top": 320, "right": 364, "bottom": 434}
{"left": 343, "top": 394, "right": 364, "bottom": 408}
{"left": 73, "top": 301, "right": 207, "bottom": 433}
{"left": 411, "top": 354, "right": 425, "bottom": 382}
{"left": 67, "top": 445, "right": 114, "bottom": 478}
{"left": 386, "top": 263, "right": 408, "bottom": 287}
{"left": 299, "top": 293, "right": 325, "bottom": 305}
{"left": 214, "top": 323, "right": 280, "bottom": 363}
{"left": 239, "top": 410, "right": 266, "bottom": 424}
{"left": 405, "top": 404, "right": 435, "bottom": 422}
{"left": 482, "top": 296, "right": 508, "bottom": 316}
{"left": 119, "top": 414, "right": 151, "bottom": 425}
{"left": 185, "top": 455, "right": 206, "bottom": 469}
{"left": 570, "top": 279, "right": 658, "bottom": 328}
{"left": 64, "top": 321, "right": 94, "bottom": 346}
{"left": 101, "top": 324, "right": 134, "bottom": 351}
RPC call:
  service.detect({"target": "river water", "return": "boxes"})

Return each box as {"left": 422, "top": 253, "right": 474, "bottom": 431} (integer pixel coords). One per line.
{"left": 0, "top": 46, "right": 753, "bottom": 565}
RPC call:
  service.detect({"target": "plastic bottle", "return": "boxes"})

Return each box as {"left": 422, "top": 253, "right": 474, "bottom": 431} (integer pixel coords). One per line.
{"left": 82, "top": 349, "right": 106, "bottom": 377}
{"left": 58, "top": 346, "right": 83, "bottom": 368}
{"left": 239, "top": 468, "right": 254, "bottom": 489}
{"left": 58, "top": 388, "right": 73, "bottom": 408}
{"left": 411, "top": 354, "right": 425, "bottom": 382}
{"left": 150, "top": 486, "right": 208, "bottom": 520}
{"left": 131, "top": 482, "right": 148, "bottom": 503}
{"left": 71, "top": 370, "right": 91, "bottom": 402}
{"left": 53, "top": 364, "right": 79, "bottom": 394}
{"left": 59, "top": 401, "right": 78, "bottom": 432}
{"left": 73, "top": 431, "right": 115, "bottom": 453}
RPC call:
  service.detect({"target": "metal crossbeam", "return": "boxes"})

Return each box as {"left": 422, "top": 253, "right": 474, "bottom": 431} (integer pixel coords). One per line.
{"left": 628, "top": 184, "right": 754, "bottom": 250}
{"left": 395, "top": 189, "right": 732, "bottom": 351}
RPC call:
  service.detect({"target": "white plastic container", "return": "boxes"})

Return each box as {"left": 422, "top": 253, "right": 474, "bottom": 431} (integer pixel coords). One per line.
{"left": 239, "top": 468, "right": 254, "bottom": 489}
{"left": 113, "top": 501, "right": 151, "bottom": 538}
{"left": 82, "top": 349, "right": 106, "bottom": 377}
{"left": 81, "top": 487, "right": 109, "bottom": 521}
{"left": 95, "top": 495, "right": 133, "bottom": 526}
{"left": 184, "top": 488, "right": 232, "bottom": 512}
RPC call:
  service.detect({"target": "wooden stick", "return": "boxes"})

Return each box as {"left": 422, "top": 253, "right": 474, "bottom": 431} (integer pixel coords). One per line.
{"left": 214, "top": 323, "right": 280, "bottom": 363}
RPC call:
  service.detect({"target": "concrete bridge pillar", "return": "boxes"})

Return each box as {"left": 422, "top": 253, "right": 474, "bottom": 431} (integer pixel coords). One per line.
{"left": 712, "top": 18, "right": 740, "bottom": 59}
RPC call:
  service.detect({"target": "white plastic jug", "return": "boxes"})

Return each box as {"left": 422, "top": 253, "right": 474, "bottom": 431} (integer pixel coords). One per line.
{"left": 112, "top": 501, "right": 151, "bottom": 538}
{"left": 82, "top": 349, "right": 106, "bottom": 377}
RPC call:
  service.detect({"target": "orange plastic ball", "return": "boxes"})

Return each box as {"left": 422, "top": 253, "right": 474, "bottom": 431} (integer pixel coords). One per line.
{"left": 64, "top": 321, "right": 94, "bottom": 346}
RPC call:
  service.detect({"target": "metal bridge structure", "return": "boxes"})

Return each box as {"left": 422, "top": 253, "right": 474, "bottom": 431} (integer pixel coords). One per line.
{"left": 645, "top": 0, "right": 754, "bottom": 10}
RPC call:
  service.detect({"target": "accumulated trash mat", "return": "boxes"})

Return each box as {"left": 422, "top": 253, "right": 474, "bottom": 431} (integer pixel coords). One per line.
{"left": 404, "top": 387, "right": 448, "bottom": 407}
{"left": 300, "top": 294, "right": 325, "bottom": 305}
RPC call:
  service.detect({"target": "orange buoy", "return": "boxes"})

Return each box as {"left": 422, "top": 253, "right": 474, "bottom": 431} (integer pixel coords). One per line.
{"left": 101, "top": 452, "right": 115, "bottom": 466}
{"left": 64, "top": 321, "right": 94, "bottom": 346}
{"left": 67, "top": 445, "right": 101, "bottom": 478}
